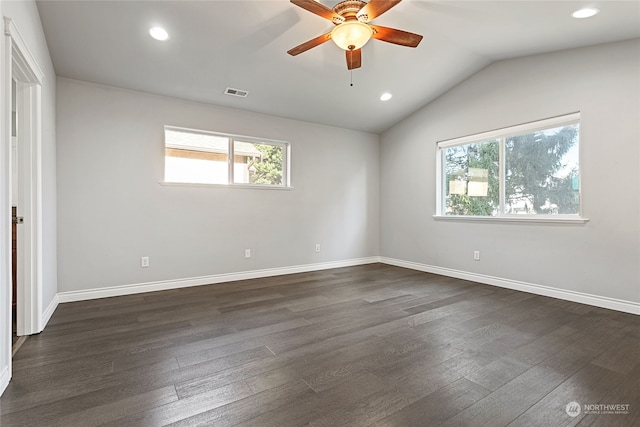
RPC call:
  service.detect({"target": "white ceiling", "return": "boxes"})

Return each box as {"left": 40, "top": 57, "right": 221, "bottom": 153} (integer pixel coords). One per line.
{"left": 35, "top": 0, "right": 640, "bottom": 134}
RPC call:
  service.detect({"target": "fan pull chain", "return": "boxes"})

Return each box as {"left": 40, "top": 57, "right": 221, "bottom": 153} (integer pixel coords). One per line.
{"left": 349, "top": 47, "right": 354, "bottom": 87}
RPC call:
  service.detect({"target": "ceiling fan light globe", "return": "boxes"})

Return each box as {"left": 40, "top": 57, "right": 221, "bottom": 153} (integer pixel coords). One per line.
{"left": 331, "top": 21, "right": 373, "bottom": 51}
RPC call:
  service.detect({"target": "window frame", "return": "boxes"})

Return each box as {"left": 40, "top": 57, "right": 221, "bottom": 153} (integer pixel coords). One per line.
{"left": 163, "top": 125, "right": 291, "bottom": 189}
{"left": 434, "top": 113, "right": 588, "bottom": 224}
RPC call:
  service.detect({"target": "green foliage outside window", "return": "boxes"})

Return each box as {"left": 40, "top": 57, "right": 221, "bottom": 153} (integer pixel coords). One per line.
{"left": 249, "top": 144, "right": 284, "bottom": 185}
{"left": 505, "top": 125, "right": 579, "bottom": 214}
{"left": 446, "top": 141, "right": 499, "bottom": 216}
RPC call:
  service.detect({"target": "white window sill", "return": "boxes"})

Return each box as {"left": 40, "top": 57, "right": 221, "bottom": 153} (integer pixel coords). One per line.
{"left": 159, "top": 181, "right": 294, "bottom": 190}
{"left": 433, "top": 215, "right": 589, "bottom": 224}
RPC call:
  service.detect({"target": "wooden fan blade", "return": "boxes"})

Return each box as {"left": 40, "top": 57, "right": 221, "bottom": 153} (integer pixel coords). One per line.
{"left": 370, "top": 25, "right": 423, "bottom": 47}
{"left": 291, "top": 0, "right": 344, "bottom": 23}
{"left": 357, "top": 0, "right": 402, "bottom": 22}
{"left": 287, "top": 32, "right": 332, "bottom": 56}
{"left": 346, "top": 48, "right": 362, "bottom": 70}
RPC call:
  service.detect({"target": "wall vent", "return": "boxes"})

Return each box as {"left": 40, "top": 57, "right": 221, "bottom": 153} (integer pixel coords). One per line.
{"left": 224, "top": 87, "right": 249, "bottom": 98}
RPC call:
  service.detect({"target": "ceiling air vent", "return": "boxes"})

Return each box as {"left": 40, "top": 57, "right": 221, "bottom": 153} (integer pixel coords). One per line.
{"left": 224, "top": 87, "right": 249, "bottom": 98}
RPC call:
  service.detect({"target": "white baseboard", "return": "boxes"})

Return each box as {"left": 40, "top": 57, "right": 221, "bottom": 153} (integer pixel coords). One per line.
{"left": 57, "top": 257, "right": 381, "bottom": 303}
{"left": 380, "top": 257, "right": 640, "bottom": 315}
{"left": 0, "top": 365, "right": 10, "bottom": 397}
{"left": 40, "top": 294, "right": 59, "bottom": 331}
{"left": 55, "top": 255, "right": 638, "bottom": 315}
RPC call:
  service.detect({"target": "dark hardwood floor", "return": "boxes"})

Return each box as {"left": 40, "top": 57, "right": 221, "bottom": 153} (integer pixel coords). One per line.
{"left": 1, "top": 264, "right": 638, "bottom": 426}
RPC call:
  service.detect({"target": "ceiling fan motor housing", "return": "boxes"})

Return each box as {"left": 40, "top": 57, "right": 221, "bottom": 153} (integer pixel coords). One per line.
{"left": 333, "top": 0, "right": 369, "bottom": 23}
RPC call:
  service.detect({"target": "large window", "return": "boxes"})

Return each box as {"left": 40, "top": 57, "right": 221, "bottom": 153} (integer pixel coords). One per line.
{"left": 164, "top": 126, "right": 290, "bottom": 187}
{"left": 437, "top": 113, "right": 581, "bottom": 219}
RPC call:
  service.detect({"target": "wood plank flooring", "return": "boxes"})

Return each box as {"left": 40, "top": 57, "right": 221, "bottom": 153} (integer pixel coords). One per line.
{"left": 1, "top": 264, "right": 638, "bottom": 426}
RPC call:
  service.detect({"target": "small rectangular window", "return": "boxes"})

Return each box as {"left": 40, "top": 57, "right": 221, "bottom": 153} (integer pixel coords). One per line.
{"left": 164, "top": 126, "right": 290, "bottom": 187}
{"left": 437, "top": 113, "right": 581, "bottom": 218}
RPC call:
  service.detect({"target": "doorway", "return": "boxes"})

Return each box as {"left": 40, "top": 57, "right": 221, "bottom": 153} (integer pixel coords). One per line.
{"left": 5, "top": 18, "right": 45, "bottom": 352}
{"left": 10, "top": 78, "right": 25, "bottom": 355}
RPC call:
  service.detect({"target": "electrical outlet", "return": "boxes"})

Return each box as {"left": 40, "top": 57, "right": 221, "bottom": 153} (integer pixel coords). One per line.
{"left": 141, "top": 256, "right": 150, "bottom": 268}
{"left": 315, "top": 244, "right": 321, "bottom": 252}
{"left": 245, "top": 249, "right": 251, "bottom": 258}
{"left": 473, "top": 251, "right": 480, "bottom": 261}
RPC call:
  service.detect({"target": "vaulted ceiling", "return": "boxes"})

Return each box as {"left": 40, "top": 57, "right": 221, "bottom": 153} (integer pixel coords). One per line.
{"left": 36, "top": 1, "right": 640, "bottom": 134}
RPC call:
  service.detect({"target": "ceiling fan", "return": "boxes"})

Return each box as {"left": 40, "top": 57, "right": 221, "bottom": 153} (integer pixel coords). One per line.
{"left": 287, "top": 0, "right": 423, "bottom": 70}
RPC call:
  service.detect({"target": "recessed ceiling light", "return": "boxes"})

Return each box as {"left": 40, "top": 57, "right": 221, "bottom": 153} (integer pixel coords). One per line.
{"left": 572, "top": 8, "right": 599, "bottom": 19}
{"left": 149, "top": 26, "right": 169, "bottom": 41}
{"left": 380, "top": 93, "right": 392, "bottom": 101}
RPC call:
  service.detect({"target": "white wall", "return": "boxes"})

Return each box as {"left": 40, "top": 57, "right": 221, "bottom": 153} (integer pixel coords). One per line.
{"left": 380, "top": 39, "right": 640, "bottom": 307}
{"left": 56, "top": 78, "right": 380, "bottom": 293}
{"left": 0, "top": 0, "right": 57, "bottom": 394}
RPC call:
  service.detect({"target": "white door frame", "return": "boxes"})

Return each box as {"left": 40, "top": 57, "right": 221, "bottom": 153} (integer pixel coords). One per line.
{"left": 4, "top": 17, "right": 44, "bottom": 340}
